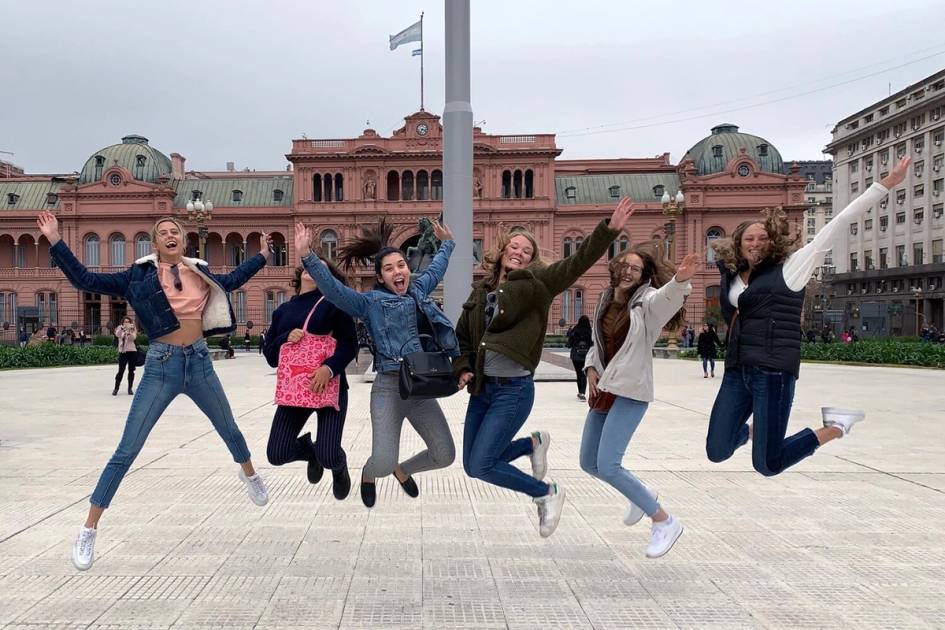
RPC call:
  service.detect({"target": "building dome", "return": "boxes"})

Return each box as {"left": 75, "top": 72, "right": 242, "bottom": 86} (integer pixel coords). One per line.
{"left": 78, "top": 135, "right": 173, "bottom": 184}
{"left": 683, "top": 124, "right": 783, "bottom": 176}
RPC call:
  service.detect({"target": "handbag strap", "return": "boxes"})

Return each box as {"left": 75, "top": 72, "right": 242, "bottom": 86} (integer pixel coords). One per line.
{"left": 301, "top": 296, "right": 326, "bottom": 333}
{"left": 398, "top": 292, "right": 444, "bottom": 356}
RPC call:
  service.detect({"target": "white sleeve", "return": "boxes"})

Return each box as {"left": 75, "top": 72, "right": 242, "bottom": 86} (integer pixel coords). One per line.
{"left": 782, "top": 182, "right": 888, "bottom": 292}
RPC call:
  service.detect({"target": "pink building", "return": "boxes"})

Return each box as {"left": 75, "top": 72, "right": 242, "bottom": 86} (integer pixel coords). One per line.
{"left": 0, "top": 115, "right": 805, "bottom": 342}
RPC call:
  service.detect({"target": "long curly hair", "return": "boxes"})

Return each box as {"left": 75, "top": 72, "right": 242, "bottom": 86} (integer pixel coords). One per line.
{"left": 609, "top": 240, "right": 685, "bottom": 331}
{"left": 481, "top": 226, "right": 549, "bottom": 290}
{"left": 711, "top": 207, "right": 801, "bottom": 273}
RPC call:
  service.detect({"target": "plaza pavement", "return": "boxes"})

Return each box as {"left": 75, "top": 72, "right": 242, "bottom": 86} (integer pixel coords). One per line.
{"left": 0, "top": 352, "right": 943, "bottom": 629}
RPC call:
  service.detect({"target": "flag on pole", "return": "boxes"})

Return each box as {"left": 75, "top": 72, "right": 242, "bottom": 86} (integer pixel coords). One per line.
{"left": 412, "top": 48, "right": 422, "bottom": 57}
{"left": 390, "top": 20, "right": 422, "bottom": 50}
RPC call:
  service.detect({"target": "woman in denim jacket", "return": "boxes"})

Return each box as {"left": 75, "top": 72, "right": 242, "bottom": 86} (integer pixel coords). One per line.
{"left": 37, "top": 212, "right": 273, "bottom": 572}
{"left": 294, "top": 219, "right": 458, "bottom": 508}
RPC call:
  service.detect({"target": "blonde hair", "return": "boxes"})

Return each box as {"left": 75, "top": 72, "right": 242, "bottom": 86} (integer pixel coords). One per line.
{"left": 710, "top": 207, "right": 801, "bottom": 273}
{"left": 481, "top": 227, "right": 546, "bottom": 290}
{"left": 150, "top": 216, "right": 186, "bottom": 242}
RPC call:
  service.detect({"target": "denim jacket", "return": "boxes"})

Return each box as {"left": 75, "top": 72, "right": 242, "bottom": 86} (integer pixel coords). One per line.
{"left": 302, "top": 240, "right": 459, "bottom": 373}
{"left": 49, "top": 240, "right": 266, "bottom": 340}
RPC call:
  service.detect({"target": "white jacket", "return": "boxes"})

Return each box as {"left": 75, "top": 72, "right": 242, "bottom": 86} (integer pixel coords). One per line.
{"left": 585, "top": 278, "right": 691, "bottom": 403}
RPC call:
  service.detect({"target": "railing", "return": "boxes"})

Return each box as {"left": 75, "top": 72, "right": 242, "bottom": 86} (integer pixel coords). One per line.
{"left": 499, "top": 135, "right": 536, "bottom": 143}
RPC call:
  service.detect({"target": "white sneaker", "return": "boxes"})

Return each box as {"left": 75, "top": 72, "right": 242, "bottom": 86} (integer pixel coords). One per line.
{"left": 821, "top": 407, "right": 866, "bottom": 437}
{"left": 72, "top": 526, "right": 97, "bottom": 571}
{"left": 238, "top": 470, "right": 269, "bottom": 506}
{"left": 534, "top": 481, "right": 565, "bottom": 538}
{"left": 623, "top": 491, "right": 658, "bottom": 527}
{"left": 529, "top": 431, "right": 551, "bottom": 481}
{"left": 646, "top": 515, "right": 683, "bottom": 558}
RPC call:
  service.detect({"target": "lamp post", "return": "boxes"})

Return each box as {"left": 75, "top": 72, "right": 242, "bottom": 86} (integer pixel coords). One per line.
{"left": 186, "top": 198, "right": 213, "bottom": 260}
{"left": 661, "top": 190, "right": 685, "bottom": 349}
{"left": 912, "top": 287, "right": 924, "bottom": 335}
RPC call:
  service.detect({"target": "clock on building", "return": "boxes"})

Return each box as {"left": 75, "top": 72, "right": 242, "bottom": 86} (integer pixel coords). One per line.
{"left": 737, "top": 164, "right": 751, "bottom": 177}
{"left": 416, "top": 123, "right": 429, "bottom": 136}
{"left": 109, "top": 173, "right": 122, "bottom": 186}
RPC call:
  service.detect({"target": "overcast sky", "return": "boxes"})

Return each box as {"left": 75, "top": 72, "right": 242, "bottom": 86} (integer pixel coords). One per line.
{"left": 3, "top": 0, "right": 945, "bottom": 174}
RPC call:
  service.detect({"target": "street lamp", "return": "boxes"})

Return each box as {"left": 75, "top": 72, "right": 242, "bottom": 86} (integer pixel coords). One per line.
{"left": 912, "top": 286, "right": 924, "bottom": 335}
{"left": 661, "top": 190, "right": 685, "bottom": 349}
{"left": 186, "top": 198, "right": 214, "bottom": 260}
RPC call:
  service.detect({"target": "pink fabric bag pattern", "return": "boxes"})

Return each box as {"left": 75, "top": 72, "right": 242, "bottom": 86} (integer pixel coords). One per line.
{"left": 274, "top": 296, "right": 341, "bottom": 409}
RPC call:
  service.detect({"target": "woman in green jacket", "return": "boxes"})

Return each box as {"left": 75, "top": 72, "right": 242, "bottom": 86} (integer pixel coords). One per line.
{"left": 454, "top": 198, "right": 634, "bottom": 537}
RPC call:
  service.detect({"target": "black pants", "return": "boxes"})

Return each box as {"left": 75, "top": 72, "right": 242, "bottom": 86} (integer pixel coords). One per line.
{"left": 572, "top": 359, "right": 587, "bottom": 395}
{"left": 115, "top": 351, "right": 137, "bottom": 388}
{"left": 267, "top": 387, "right": 348, "bottom": 471}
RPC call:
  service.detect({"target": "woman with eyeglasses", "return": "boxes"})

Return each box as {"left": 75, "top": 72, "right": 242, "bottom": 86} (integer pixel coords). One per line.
{"left": 294, "top": 219, "right": 458, "bottom": 509}
{"left": 581, "top": 244, "right": 699, "bottom": 558}
{"left": 37, "top": 212, "right": 273, "bottom": 572}
{"left": 453, "top": 198, "right": 634, "bottom": 537}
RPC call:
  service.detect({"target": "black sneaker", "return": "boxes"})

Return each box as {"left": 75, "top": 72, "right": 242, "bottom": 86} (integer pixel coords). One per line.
{"left": 332, "top": 466, "right": 351, "bottom": 500}
{"left": 395, "top": 473, "right": 420, "bottom": 498}
{"left": 360, "top": 481, "right": 376, "bottom": 508}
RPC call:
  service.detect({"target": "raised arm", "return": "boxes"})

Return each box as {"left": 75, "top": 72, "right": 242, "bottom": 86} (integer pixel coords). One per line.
{"left": 783, "top": 157, "right": 909, "bottom": 291}
{"left": 295, "top": 222, "right": 371, "bottom": 318}
{"left": 413, "top": 232, "right": 456, "bottom": 297}
{"left": 38, "top": 212, "right": 131, "bottom": 297}
{"left": 538, "top": 197, "right": 632, "bottom": 295}
{"left": 210, "top": 232, "right": 271, "bottom": 291}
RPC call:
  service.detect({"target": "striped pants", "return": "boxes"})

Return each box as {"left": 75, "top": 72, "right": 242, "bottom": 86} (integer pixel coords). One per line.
{"left": 266, "top": 387, "right": 348, "bottom": 471}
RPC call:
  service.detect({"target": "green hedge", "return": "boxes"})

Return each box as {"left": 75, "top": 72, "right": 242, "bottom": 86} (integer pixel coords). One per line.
{"left": 0, "top": 344, "right": 120, "bottom": 369}
{"left": 679, "top": 341, "right": 945, "bottom": 368}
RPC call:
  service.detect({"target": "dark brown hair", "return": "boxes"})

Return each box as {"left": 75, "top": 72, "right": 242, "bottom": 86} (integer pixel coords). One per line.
{"left": 609, "top": 240, "right": 685, "bottom": 331}
{"left": 291, "top": 256, "right": 348, "bottom": 295}
{"left": 711, "top": 207, "right": 801, "bottom": 273}
{"left": 335, "top": 218, "right": 408, "bottom": 288}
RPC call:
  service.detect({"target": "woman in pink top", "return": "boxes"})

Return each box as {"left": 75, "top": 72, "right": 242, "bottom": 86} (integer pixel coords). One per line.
{"left": 113, "top": 316, "right": 138, "bottom": 396}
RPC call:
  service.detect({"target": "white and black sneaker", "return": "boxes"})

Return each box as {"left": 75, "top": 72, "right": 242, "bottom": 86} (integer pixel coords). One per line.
{"left": 534, "top": 481, "right": 565, "bottom": 538}
{"left": 646, "top": 515, "right": 683, "bottom": 558}
{"left": 238, "top": 470, "right": 269, "bottom": 506}
{"left": 72, "top": 526, "right": 97, "bottom": 571}
{"left": 530, "top": 431, "right": 551, "bottom": 481}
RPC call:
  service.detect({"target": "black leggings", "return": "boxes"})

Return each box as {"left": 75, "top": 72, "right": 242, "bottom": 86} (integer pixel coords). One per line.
{"left": 115, "top": 351, "right": 137, "bottom": 387}
{"left": 267, "top": 387, "right": 348, "bottom": 470}
{"left": 572, "top": 359, "right": 587, "bottom": 395}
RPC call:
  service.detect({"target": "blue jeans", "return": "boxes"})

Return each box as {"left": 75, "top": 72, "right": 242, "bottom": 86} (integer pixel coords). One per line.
{"left": 580, "top": 396, "right": 660, "bottom": 516}
{"left": 701, "top": 356, "right": 715, "bottom": 373}
{"left": 705, "top": 365, "right": 819, "bottom": 477}
{"left": 90, "top": 340, "right": 252, "bottom": 508}
{"left": 463, "top": 376, "right": 548, "bottom": 498}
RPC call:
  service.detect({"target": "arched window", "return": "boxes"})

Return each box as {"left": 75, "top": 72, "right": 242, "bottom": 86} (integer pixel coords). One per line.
{"left": 401, "top": 170, "right": 415, "bottom": 201}
{"left": 135, "top": 234, "right": 151, "bottom": 259}
{"left": 84, "top": 234, "right": 101, "bottom": 267}
{"left": 94, "top": 156, "right": 105, "bottom": 180}
{"left": 323, "top": 174, "right": 333, "bottom": 202}
{"left": 524, "top": 169, "right": 534, "bottom": 198}
{"left": 109, "top": 234, "right": 126, "bottom": 266}
{"left": 313, "top": 175, "right": 322, "bottom": 202}
{"left": 417, "top": 170, "right": 429, "bottom": 200}
{"left": 387, "top": 170, "right": 400, "bottom": 201}
{"left": 563, "top": 235, "right": 583, "bottom": 258}
{"left": 501, "top": 170, "right": 512, "bottom": 198}
{"left": 608, "top": 235, "right": 630, "bottom": 260}
{"left": 320, "top": 229, "right": 338, "bottom": 260}
{"left": 513, "top": 169, "right": 523, "bottom": 198}
{"left": 134, "top": 155, "right": 146, "bottom": 180}
{"left": 232, "top": 190, "right": 243, "bottom": 202}
{"left": 706, "top": 228, "right": 723, "bottom": 262}
{"left": 334, "top": 173, "right": 344, "bottom": 201}
{"left": 431, "top": 170, "right": 443, "bottom": 200}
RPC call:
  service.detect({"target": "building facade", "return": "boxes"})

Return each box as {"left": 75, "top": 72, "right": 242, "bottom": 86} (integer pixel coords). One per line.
{"left": 825, "top": 69, "right": 945, "bottom": 335}
{"left": 0, "top": 114, "right": 805, "bottom": 343}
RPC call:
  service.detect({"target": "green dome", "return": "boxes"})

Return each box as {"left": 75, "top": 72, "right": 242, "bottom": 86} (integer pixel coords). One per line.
{"left": 683, "top": 124, "right": 783, "bottom": 176}
{"left": 79, "top": 135, "right": 173, "bottom": 184}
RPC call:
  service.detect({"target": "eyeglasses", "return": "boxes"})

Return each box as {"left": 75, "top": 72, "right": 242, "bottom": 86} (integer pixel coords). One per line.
{"left": 625, "top": 265, "right": 644, "bottom": 274}
{"left": 169, "top": 264, "right": 182, "bottom": 291}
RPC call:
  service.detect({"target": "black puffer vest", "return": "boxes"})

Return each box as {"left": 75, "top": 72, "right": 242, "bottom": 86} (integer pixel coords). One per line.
{"left": 718, "top": 260, "right": 805, "bottom": 378}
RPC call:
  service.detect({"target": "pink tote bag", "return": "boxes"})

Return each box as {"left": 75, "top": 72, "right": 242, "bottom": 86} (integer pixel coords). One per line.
{"left": 274, "top": 296, "right": 341, "bottom": 409}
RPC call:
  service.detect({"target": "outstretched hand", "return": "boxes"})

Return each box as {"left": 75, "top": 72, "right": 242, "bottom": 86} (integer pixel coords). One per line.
{"left": 675, "top": 252, "right": 701, "bottom": 282}
{"left": 293, "top": 223, "right": 312, "bottom": 258}
{"left": 880, "top": 156, "right": 910, "bottom": 190}
{"left": 432, "top": 219, "right": 454, "bottom": 241}
{"left": 259, "top": 232, "right": 274, "bottom": 256}
{"left": 36, "top": 211, "right": 62, "bottom": 244}
{"left": 608, "top": 197, "right": 636, "bottom": 231}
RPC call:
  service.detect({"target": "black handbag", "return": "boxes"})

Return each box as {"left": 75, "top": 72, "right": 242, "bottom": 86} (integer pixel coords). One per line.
{"left": 134, "top": 349, "right": 147, "bottom": 367}
{"left": 397, "top": 296, "right": 457, "bottom": 400}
